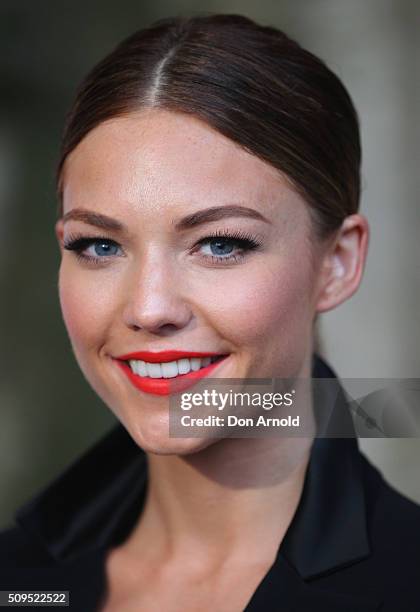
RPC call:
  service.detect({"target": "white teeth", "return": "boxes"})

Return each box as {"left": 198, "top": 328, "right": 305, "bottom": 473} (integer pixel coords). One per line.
{"left": 177, "top": 358, "right": 191, "bottom": 375}
{"left": 137, "top": 361, "right": 147, "bottom": 377}
{"left": 129, "top": 360, "right": 148, "bottom": 376}
{"left": 127, "top": 355, "right": 223, "bottom": 378}
{"left": 129, "top": 360, "right": 139, "bottom": 375}
{"left": 146, "top": 363, "right": 162, "bottom": 378}
{"left": 161, "top": 361, "right": 179, "bottom": 378}
{"left": 190, "top": 357, "right": 201, "bottom": 371}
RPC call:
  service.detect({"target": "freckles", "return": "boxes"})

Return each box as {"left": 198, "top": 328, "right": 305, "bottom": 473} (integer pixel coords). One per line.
{"left": 58, "top": 266, "right": 116, "bottom": 350}
{"left": 203, "top": 259, "right": 312, "bottom": 344}
{"left": 201, "top": 269, "right": 281, "bottom": 333}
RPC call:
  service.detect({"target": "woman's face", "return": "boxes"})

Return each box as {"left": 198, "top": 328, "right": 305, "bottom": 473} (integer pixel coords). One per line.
{"left": 55, "top": 109, "right": 328, "bottom": 454}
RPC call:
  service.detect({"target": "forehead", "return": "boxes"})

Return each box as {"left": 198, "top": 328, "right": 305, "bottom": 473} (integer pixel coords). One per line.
{"left": 61, "top": 109, "right": 304, "bottom": 221}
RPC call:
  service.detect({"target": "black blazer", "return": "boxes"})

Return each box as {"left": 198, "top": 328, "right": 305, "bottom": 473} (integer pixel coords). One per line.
{"left": 1, "top": 355, "right": 420, "bottom": 611}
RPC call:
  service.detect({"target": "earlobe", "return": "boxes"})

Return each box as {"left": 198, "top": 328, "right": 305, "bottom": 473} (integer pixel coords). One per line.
{"left": 316, "top": 214, "right": 369, "bottom": 313}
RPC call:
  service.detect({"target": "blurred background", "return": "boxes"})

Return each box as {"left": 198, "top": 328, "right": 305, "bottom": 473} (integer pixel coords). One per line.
{"left": 0, "top": 0, "right": 419, "bottom": 529}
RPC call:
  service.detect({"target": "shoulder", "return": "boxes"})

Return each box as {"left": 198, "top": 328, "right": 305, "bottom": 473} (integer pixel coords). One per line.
{"left": 309, "top": 447, "right": 420, "bottom": 610}
{"left": 360, "top": 449, "right": 420, "bottom": 546}
{"left": 360, "top": 450, "right": 420, "bottom": 575}
{"left": 0, "top": 523, "right": 107, "bottom": 609}
{"left": 331, "top": 450, "right": 420, "bottom": 609}
{"left": 0, "top": 523, "right": 58, "bottom": 590}
{"left": 0, "top": 523, "right": 53, "bottom": 568}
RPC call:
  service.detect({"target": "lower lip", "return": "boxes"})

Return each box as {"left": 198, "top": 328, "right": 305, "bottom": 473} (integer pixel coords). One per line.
{"left": 114, "top": 356, "right": 229, "bottom": 396}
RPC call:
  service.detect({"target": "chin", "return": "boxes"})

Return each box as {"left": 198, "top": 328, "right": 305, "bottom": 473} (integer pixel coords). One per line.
{"left": 127, "top": 421, "right": 219, "bottom": 456}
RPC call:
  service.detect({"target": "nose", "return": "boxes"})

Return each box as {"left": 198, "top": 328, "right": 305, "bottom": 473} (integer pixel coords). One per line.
{"left": 121, "top": 249, "right": 193, "bottom": 335}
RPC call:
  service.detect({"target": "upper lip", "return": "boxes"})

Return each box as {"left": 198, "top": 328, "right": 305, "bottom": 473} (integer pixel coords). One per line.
{"left": 115, "top": 350, "right": 227, "bottom": 363}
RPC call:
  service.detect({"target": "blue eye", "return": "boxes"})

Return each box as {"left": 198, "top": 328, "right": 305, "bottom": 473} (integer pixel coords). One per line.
{"left": 63, "top": 235, "right": 123, "bottom": 263}
{"left": 194, "top": 230, "right": 261, "bottom": 264}
{"left": 205, "top": 239, "right": 235, "bottom": 256}
{"left": 90, "top": 241, "right": 120, "bottom": 257}
{"left": 63, "top": 229, "right": 261, "bottom": 267}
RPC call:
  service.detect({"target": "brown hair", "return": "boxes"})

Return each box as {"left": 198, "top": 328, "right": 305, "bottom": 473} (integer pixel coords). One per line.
{"left": 56, "top": 13, "right": 361, "bottom": 240}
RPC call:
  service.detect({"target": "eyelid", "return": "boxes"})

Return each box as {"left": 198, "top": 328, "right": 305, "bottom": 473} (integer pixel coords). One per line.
{"left": 200, "top": 224, "right": 263, "bottom": 236}
{"left": 63, "top": 229, "right": 263, "bottom": 266}
{"left": 63, "top": 229, "right": 263, "bottom": 250}
{"left": 63, "top": 233, "right": 121, "bottom": 248}
{"left": 63, "top": 233, "right": 125, "bottom": 264}
{"left": 192, "top": 228, "right": 263, "bottom": 245}
{"left": 190, "top": 230, "right": 262, "bottom": 265}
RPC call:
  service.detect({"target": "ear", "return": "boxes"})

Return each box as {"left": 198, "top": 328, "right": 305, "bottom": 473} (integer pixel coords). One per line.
{"left": 54, "top": 218, "right": 65, "bottom": 254}
{"left": 315, "top": 214, "right": 369, "bottom": 313}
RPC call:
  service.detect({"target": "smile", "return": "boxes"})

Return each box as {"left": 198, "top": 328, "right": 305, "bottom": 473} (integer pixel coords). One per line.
{"left": 127, "top": 355, "right": 220, "bottom": 378}
{"left": 113, "top": 350, "right": 229, "bottom": 396}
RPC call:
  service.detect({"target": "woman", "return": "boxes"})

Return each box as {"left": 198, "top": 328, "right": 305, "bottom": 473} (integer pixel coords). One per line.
{"left": 1, "top": 14, "right": 419, "bottom": 612}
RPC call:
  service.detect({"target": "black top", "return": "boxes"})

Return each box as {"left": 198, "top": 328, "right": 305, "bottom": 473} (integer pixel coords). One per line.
{"left": 1, "top": 355, "right": 420, "bottom": 611}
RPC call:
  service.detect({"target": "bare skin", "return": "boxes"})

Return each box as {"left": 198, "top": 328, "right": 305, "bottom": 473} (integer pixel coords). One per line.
{"left": 101, "top": 438, "right": 312, "bottom": 611}
{"left": 55, "top": 109, "right": 369, "bottom": 611}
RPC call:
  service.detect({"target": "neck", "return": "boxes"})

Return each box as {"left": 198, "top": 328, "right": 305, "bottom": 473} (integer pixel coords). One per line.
{"left": 122, "top": 352, "right": 316, "bottom": 567}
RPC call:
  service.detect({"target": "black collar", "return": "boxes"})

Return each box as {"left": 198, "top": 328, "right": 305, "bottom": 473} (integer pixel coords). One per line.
{"left": 15, "top": 354, "right": 370, "bottom": 581}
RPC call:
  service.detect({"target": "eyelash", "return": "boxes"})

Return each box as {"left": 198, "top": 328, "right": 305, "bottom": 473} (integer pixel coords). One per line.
{"left": 62, "top": 229, "right": 262, "bottom": 267}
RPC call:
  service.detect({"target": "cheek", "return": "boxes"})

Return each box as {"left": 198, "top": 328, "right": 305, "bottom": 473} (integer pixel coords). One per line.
{"left": 58, "top": 263, "right": 116, "bottom": 359}
{"left": 202, "top": 253, "right": 315, "bottom": 356}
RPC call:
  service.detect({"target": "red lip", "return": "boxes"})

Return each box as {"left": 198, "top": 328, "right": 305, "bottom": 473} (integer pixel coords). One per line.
{"left": 114, "top": 354, "right": 229, "bottom": 396}
{"left": 115, "top": 350, "right": 223, "bottom": 363}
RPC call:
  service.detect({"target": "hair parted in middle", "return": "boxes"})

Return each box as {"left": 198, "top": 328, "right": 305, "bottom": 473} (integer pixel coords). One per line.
{"left": 57, "top": 13, "right": 361, "bottom": 242}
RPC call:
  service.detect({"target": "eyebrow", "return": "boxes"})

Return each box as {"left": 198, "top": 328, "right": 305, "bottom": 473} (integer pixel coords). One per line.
{"left": 62, "top": 205, "right": 271, "bottom": 233}
{"left": 62, "top": 209, "right": 126, "bottom": 232}
{"left": 173, "top": 205, "right": 270, "bottom": 230}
